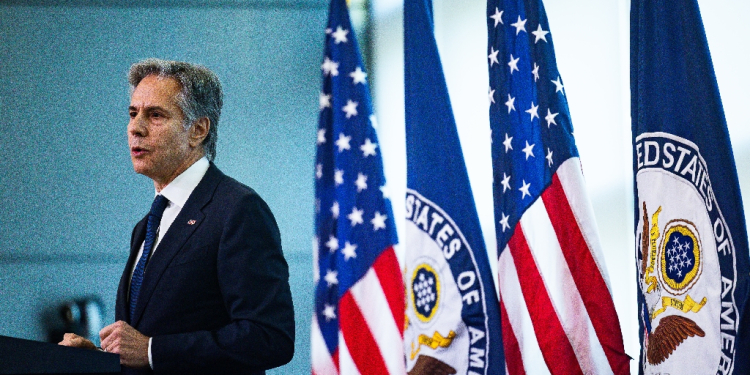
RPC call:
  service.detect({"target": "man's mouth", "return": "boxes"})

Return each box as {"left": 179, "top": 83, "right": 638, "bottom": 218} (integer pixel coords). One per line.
{"left": 131, "top": 146, "right": 149, "bottom": 157}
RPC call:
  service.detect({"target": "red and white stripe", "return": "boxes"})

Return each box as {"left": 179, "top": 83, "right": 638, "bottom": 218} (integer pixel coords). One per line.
{"left": 498, "top": 158, "right": 629, "bottom": 375}
{"left": 311, "top": 315, "right": 339, "bottom": 375}
{"left": 312, "top": 247, "right": 405, "bottom": 375}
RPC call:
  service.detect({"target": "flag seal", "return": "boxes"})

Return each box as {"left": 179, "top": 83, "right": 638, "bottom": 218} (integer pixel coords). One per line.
{"left": 658, "top": 219, "right": 702, "bottom": 294}
{"left": 411, "top": 263, "right": 441, "bottom": 323}
{"left": 404, "top": 189, "right": 492, "bottom": 374}
{"left": 636, "top": 132, "right": 739, "bottom": 373}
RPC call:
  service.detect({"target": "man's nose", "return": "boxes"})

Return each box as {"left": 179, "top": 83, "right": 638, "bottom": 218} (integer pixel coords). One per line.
{"left": 128, "top": 113, "right": 147, "bottom": 136}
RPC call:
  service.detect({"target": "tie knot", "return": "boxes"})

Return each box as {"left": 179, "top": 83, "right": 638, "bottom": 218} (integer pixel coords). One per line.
{"left": 150, "top": 194, "right": 170, "bottom": 219}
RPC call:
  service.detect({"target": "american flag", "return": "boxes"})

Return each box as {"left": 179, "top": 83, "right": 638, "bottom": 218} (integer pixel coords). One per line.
{"left": 486, "top": 1, "right": 630, "bottom": 374}
{"left": 311, "top": 0, "right": 405, "bottom": 374}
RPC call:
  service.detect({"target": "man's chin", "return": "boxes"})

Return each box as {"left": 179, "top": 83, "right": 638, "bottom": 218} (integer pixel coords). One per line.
{"left": 131, "top": 161, "right": 152, "bottom": 177}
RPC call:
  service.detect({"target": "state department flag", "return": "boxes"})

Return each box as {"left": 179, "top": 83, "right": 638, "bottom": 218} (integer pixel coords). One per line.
{"left": 487, "top": 0, "right": 630, "bottom": 374}
{"left": 631, "top": 1, "right": 750, "bottom": 374}
{"left": 404, "top": 0, "right": 504, "bottom": 374}
{"left": 311, "top": 0, "right": 405, "bottom": 374}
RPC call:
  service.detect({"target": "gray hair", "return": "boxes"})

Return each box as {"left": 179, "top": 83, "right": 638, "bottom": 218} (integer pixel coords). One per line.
{"left": 128, "top": 58, "right": 223, "bottom": 161}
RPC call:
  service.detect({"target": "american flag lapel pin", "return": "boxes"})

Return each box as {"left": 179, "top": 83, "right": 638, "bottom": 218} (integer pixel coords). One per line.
{"left": 187, "top": 220, "right": 196, "bottom": 225}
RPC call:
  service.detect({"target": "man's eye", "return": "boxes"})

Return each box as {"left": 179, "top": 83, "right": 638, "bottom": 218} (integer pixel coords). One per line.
{"left": 129, "top": 111, "right": 137, "bottom": 118}
{"left": 151, "top": 113, "right": 163, "bottom": 119}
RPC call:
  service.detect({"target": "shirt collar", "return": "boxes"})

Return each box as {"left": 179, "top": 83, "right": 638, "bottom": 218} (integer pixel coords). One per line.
{"left": 157, "top": 157, "right": 210, "bottom": 209}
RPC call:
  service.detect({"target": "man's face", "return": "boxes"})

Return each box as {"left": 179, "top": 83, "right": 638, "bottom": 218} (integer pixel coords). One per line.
{"left": 128, "top": 75, "right": 192, "bottom": 185}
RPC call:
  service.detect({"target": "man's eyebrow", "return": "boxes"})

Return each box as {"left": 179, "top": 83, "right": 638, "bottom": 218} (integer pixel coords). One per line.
{"left": 128, "top": 105, "right": 168, "bottom": 112}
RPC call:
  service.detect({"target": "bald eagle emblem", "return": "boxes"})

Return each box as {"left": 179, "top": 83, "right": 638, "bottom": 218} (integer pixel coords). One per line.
{"left": 640, "top": 202, "right": 707, "bottom": 365}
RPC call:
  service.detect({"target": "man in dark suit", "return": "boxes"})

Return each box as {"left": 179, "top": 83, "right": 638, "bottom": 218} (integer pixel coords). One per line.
{"left": 60, "top": 59, "right": 294, "bottom": 374}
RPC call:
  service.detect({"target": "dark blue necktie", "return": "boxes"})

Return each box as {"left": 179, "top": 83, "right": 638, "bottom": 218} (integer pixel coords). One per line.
{"left": 129, "top": 194, "right": 169, "bottom": 321}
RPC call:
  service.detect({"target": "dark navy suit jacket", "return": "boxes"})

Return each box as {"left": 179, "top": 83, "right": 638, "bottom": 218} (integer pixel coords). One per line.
{"left": 115, "top": 164, "right": 295, "bottom": 374}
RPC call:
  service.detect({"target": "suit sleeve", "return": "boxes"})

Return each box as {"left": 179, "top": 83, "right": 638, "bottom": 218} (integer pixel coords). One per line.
{"left": 150, "top": 193, "right": 295, "bottom": 373}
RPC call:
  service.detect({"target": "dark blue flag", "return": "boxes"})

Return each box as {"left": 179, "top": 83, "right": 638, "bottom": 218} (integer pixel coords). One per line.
{"left": 631, "top": 1, "right": 750, "bottom": 373}
{"left": 403, "top": 0, "right": 504, "bottom": 373}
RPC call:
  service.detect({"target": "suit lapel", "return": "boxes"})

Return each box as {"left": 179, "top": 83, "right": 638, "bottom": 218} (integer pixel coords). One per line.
{"left": 116, "top": 217, "right": 147, "bottom": 323}
{"left": 130, "top": 164, "right": 224, "bottom": 327}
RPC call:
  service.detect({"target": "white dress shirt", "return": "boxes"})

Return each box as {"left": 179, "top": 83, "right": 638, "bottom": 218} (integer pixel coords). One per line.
{"left": 128, "top": 156, "right": 210, "bottom": 368}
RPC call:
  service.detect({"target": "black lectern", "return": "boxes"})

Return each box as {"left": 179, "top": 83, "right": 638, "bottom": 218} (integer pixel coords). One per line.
{"left": 0, "top": 335, "right": 120, "bottom": 374}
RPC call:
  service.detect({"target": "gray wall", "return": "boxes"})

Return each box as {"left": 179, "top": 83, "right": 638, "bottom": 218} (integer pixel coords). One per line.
{"left": 0, "top": 1, "right": 325, "bottom": 372}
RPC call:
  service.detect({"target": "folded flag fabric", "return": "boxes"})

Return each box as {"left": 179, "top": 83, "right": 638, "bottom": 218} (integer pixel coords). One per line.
{"left": 631, "top": 0, "right": 750, "bottom": 373}
{"left": 403, "top": 0, "right": 504, "bottom": 374}
{"left": 487, "top": 0, "right": 629, "bottom": 373}
{"left": 312, "top": 0, "right": 405, "bottom": 373}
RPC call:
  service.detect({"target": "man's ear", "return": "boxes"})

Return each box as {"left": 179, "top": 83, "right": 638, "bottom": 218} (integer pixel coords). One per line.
{"left": 189, "top": 117, "right": 210, "bottom": 148}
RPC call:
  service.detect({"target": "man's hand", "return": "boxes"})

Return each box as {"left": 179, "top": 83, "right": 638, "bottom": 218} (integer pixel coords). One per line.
{"left": 58, "top": 333, "right": 97, "bottom": 350}
{"left": 99, "top": 321, "right": 150, "bottom": 369}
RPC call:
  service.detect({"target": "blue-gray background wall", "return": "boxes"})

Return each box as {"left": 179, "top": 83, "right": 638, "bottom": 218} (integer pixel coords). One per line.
{"left": 0, "top": 1, "right": 326, "bottom": 372}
